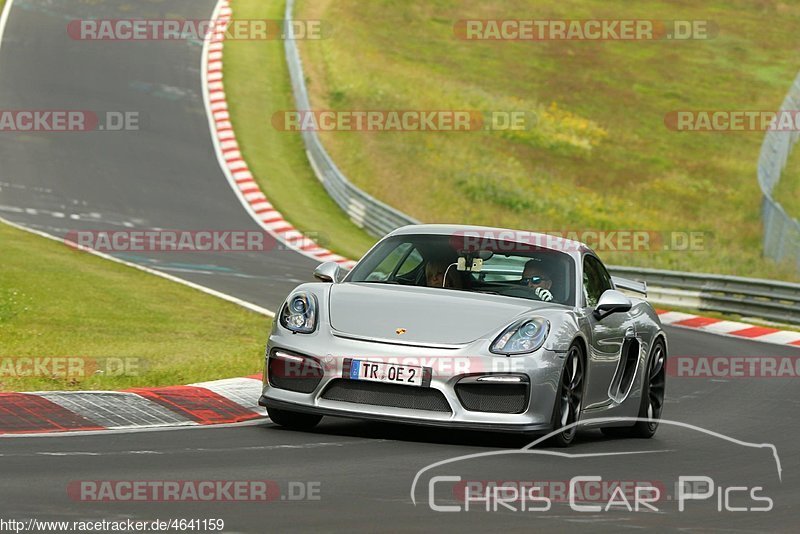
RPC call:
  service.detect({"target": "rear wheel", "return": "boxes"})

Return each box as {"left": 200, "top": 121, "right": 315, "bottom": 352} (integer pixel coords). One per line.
{"left": 267, "top": 407, "right": 322, "bottom": 430}
{"left": 602, "top": 338, "right": 666, "bottom": 439}
{"left": 548, "top": 342, "right": 585, "bottom": 447}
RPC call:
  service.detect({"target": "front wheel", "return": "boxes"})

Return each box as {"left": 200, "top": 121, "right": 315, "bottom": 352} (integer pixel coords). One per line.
{"left": 267, "top": 407, "right": 322, "bottom": 430}
{"left": 631, "top": 338, "right": 666, "bottom": 437}
{"left": 548, "top": 342, "right": 585, "bottom": 447}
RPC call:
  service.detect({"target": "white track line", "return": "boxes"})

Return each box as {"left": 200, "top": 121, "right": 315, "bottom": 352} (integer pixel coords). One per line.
{"left": 0, "top": 0, "right": 14, "bottom": 46}
{"left": 0, "top": 0, "right": 276, "bottom": 437}
{"left": 0, "top": 0, "right": 272, "bottom": 318}
{"left": 0, "top": 419, "right": 268, "bottom": 439}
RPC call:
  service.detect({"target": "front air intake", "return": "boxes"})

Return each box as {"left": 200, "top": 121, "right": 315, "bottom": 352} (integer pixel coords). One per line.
{"left": 321, "top": 379, "right": 452, "bottom": 413}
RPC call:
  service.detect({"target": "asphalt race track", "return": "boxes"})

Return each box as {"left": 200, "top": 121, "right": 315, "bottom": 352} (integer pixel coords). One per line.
{"left": 0, "top": 0, "right": 318, "bottom": 310}
{"left": 1, "top": 1, "right": 799, "bottom": 532}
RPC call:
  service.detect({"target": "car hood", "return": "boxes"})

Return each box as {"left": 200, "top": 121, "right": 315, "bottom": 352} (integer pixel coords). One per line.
{"left": 328, "top": 283, "right": 550, "bottom": 346}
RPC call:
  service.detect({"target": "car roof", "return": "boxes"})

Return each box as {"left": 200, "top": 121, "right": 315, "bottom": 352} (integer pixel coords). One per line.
{"left": 387, "top": 224, "right": 595, "bottom": 258}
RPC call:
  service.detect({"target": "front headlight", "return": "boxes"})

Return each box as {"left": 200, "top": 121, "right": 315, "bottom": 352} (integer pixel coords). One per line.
{"left": 490, "top": 318, "right": 550, "bottom": 355}
{"left": 279, "top": 292, "right": 318, "bottom": 334}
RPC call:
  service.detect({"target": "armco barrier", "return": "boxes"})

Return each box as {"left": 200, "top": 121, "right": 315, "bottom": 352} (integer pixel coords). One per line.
{"left": 283, "top": 2, "right": 800, "bottom": 324}
{"left": 609, "top": 266, "right": 800, "bottom": 325}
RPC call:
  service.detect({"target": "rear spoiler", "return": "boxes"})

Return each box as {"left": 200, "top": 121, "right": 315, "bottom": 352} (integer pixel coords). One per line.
{"left": 612, "top": 276, "right": 647, "bottom": 296}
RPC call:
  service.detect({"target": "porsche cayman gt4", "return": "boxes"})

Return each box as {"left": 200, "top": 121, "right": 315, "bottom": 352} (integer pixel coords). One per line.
{"left": 258, "top": 225, "right": 667, "bottom": 446}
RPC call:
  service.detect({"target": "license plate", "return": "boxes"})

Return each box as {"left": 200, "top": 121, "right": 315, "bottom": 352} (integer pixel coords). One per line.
{"left": 346, "top": 359, "right": 425, "bottom": 387}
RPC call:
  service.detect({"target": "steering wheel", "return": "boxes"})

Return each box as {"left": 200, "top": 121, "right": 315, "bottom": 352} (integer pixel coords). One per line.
{"left": 500, "top": 286, "right": 539, "bottom": 299}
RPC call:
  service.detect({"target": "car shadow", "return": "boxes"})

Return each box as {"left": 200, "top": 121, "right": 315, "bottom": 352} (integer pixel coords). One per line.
{"left": 262, "top": 416, "right": 604, "bottom": 450}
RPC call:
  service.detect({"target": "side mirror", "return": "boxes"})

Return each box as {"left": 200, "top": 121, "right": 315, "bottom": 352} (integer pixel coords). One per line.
{"left": 314, "top": 261, "right": 344, "bottom": 283}
{"left": 593, "top": 289, "right": 632, "bottom": 320}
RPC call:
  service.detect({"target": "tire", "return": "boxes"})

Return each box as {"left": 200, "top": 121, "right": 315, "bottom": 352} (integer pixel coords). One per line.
{"left": 601, "top": 338, "right": 667, "bottom": 439}
{"left": 547, "top": 342, "right": 585, "bottom": 447}
{"left": 267, "top": 406, "right": 322, "bottom": 430}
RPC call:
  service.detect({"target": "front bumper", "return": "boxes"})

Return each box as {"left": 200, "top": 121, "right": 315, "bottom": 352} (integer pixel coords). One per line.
{"left": 259, "top": 396, "right": 553, "bottom": 433}
{"left": 260, "top": 325, "right": 565, "bottom": 434}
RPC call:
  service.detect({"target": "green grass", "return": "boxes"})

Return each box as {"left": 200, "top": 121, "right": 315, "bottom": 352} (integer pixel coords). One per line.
{"left": 222, "top": 0, "right": 377, "bottom": 260}
{"left": 0, "top": 221, "right": 270, "bottom": 391}
{"left": 274, "top": 0, "right": 800, "bottom": 282}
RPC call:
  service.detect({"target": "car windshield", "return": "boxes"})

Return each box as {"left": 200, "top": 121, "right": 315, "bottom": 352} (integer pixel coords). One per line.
{"left": 347, "top": 234, "right": 576, "bottom": 305}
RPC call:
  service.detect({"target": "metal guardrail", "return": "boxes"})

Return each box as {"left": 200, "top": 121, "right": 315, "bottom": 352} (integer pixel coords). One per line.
{"left": 757, "top": 75, "right": 800, "bottom": 271}
{"left": 283, "top": 0, "right": 419, "bottom": 237}
{"left": 609, "top": 266, "right": 800, "bottom": 325}
{"left": 283, "top": 2, "right": 800, "bottom": 325}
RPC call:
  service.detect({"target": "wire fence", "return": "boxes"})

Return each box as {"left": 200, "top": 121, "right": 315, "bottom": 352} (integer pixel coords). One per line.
{"left": 757, "top": 74, "right": 800, "bottom": 271}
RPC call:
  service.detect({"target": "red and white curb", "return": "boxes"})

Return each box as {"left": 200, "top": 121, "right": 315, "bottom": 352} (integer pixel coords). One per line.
{"left": 203, "top": 0, "right": 356, "bottom": 270}
{"left": 4, "top": 311, "right": 797, "bottom": 436}
{"left": 0, "top": 376, "right": 266, "bottom": 435}
{"left": 657, "top": 310, "right": 800, "bottom": 347}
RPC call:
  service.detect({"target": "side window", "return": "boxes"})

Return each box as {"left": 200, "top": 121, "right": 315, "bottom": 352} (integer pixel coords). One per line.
{"left": 597, "top": 260, "right": 614, "bottom": 294}
{"left": 368, "top": 243, "right": 412, "bottom": 281}
{"left": 583, "top": 256, "right": 613, "bottom": 307}
{"left": 396, "top": 248, "right": 423, "bottom": 277}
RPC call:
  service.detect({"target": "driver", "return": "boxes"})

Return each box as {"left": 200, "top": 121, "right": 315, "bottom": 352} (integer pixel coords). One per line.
{"left": 520, "top": 259, "right": 555, "bottom": 302}
{"left": 425, "top": 259, "right": 461, "bottom": 289}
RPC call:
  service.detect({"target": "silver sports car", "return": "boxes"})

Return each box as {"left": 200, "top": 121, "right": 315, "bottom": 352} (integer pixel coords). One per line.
{"left": 258, "top": 225, "right": 667, "bottom": 446}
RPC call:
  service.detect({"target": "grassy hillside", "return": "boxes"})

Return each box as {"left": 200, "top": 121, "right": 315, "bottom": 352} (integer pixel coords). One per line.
{"left": 0, "top": 222, "right": 269, "bottom": 391}
{"left": 290, "top": 0, "right": 800, "bottom": 280}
